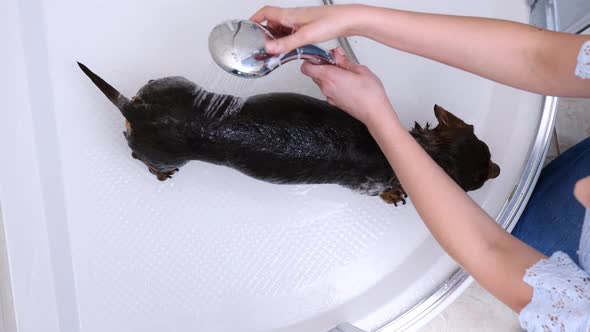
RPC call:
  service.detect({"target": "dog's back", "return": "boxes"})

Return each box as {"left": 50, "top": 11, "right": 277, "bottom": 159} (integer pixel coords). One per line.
{"left": 207, "top": 93, "right": 393, "bottom": 194}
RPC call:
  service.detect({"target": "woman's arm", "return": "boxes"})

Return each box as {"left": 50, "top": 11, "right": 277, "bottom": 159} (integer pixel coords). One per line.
{"left": 251, "top": 5, "right": 590, "bottom": 98}
{"left": 301, "top": 50, "right": 546, "bottom": 312}
{"left": 368, "top": 108, "right": 545, "bottom": 312}
{"left": 354, "top": 7, "right": 590, "bottom": 98}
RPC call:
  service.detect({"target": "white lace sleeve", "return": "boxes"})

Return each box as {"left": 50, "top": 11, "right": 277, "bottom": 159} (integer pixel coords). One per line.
{"left": 579, "top": 210, "right": 590, "bottom": 272}
{"left": 519, "top": 252, "right": 590, "bottom": 331}
{"left": 576, "top": 41, "right": 590, "bottom": 79}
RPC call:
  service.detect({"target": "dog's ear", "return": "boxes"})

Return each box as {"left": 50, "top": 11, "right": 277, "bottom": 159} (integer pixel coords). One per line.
{"left": 434, "top": 105, "right": 473, "bottom": 130}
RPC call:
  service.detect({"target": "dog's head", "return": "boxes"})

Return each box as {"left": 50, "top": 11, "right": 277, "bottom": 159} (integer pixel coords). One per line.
{"left": 78, "top": 62, "right": 194, "bottom": 180}
{"left": 412, "top": 105, "right": 500, "bottom": 191}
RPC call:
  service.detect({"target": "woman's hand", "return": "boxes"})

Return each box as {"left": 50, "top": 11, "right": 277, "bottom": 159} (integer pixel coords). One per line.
{"left": 300, "top": 47, "right": 395, "bottom": 127}
{"left": 250, "top": 5, "right": 363, "bottom": 54}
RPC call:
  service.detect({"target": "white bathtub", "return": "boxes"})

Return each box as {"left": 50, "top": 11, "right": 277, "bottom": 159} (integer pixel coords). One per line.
{"left": 0, "top": 0, "right": 554, "bottom": 331}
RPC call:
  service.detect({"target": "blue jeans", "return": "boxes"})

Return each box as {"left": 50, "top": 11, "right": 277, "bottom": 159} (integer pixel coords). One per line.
{"left": 512, "top": 137, "right": 590, "bottom": 265}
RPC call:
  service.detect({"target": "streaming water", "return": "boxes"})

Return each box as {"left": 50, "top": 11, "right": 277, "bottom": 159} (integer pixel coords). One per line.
{"left": 191, "top": 61, "right": 264, "bottom": 119}
{"left": 199, "top": 60, "right": 258, "bottom": 97}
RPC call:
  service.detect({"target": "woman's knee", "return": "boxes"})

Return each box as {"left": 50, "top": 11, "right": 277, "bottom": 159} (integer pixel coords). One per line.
{"left": 574, "top": 176, "right": 590, "bottom": 208}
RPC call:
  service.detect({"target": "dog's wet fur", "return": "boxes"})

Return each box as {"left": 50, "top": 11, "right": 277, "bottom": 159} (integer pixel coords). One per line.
{"left": 78, "top": 62, "right": 500, "bottom": 205}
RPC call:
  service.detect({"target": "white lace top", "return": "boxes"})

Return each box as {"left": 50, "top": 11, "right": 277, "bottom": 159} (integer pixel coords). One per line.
{"left": 518, "top": 209, "right": 590, "bottom": 331}
{"left": 576, "top": 41, "right": 590, "bottom": 79}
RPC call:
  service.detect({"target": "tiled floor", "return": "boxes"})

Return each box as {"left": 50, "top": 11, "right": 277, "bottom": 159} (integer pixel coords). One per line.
{"left": 552, "top": 98, "right": 590, "bottom": 156}
{"left": 422, "top": 97, "right": 590, "bottom": 331}
{"left": 421, "top": 282, "right": 521, "bottom": 331}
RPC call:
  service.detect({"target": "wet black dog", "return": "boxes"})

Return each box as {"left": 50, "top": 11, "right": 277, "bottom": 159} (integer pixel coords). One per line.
{"left": 78, "top": 62, "right": 500, "bottom": 205}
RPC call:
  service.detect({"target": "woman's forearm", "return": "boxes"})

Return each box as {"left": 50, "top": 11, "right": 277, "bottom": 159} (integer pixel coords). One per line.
{"left": 351, "top": 6, "right": 590, "bottom": 97}
{"left": 366, "top": 110, "right": 545, "bottom": 312}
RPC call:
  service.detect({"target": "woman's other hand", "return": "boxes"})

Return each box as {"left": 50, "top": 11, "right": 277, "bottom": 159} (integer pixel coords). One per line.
{"left": 300, "top": 47, "right": 395, "bottom": 127}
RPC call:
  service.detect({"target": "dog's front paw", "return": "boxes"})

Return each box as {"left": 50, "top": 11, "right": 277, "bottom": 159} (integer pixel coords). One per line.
{"left": 379, "top": 187, "right": 408, "bottom": 206}
{"left": 148, "top": 167, "right": 179, "bottom": 181}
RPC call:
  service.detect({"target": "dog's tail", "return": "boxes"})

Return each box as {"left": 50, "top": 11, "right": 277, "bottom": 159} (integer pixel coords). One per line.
{"left": 77, "top": 62, "right": 134, "bottom": 121}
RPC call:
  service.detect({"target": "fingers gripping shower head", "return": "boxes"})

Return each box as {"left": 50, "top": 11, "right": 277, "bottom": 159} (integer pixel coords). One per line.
{"left": 208, "top": 20, "right": 335, "bottom": 78}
